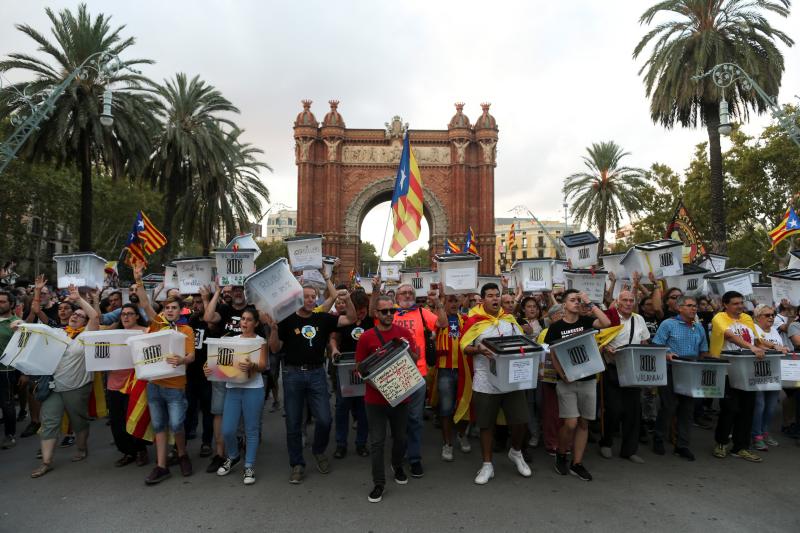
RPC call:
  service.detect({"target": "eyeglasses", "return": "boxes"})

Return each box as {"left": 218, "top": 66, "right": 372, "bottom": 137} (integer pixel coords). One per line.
{"left": 759, "top": 313, "right": 775, "bottom": 318}
{"left": 377, "top": 308, "right": 396, "bottom": 316}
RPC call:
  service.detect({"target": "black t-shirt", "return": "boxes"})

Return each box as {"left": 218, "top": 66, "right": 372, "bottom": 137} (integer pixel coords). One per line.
{"left": 336, "top": 318, "right": 374, "bottom": 354}
{"left": 216, "top": 303, "right": 245, "bottom": 336}
{"left": 278, "top": 311, "right": 339, "bottom": 366}
{"left": 187, "top": 313, "right": 209, "bottom": 382}
{"left": 640, "top": 312, "right": 660, "bottom": 337}
{"left": 544, "top": 315, "right": 598, "bottom": 382}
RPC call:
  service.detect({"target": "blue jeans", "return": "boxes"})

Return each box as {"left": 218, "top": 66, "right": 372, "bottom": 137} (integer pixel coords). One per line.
{"left": 222, "top": 386, "right": 265, "bottom": 467}
{"left": 437, "top": 368, "right": 458, "bottom": 418}
{"left": 752, "top": 390, "right": 780, "bottom": 437}
{"left": 406, "top": 385, "right": 426, "bottom": 465}
{"left": 334, "top": 386, "right": 368, "bottom": 448}
{"left": 146, "top": 383, "right": 187, "bottom": 434}
{"left": 283, "top": 367, "right": 332, "bottom": 467}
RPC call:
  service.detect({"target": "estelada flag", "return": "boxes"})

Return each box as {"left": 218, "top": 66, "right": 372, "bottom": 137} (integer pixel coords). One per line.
{"left": 444, "top": 238, "right": 462, "bottom": 254}
{"left": 768, "top": 206, "right": 800, "bottom": 250}
{"left": 664, "top": 199, "right": 707, "bottom": 263}
{"left": 388, "top": 133, "right": 424, "bottom": 257}
{"left": 464, "top": 226, "right": 479, "bottom": 255}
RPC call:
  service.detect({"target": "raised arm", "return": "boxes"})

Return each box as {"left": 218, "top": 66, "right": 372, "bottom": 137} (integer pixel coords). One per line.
{"left": 133, "top": 264, "right": 157, "bottom": 322}
{"left": 202, "top": 283, "right": 222, "bottom": 324}
{"left": 428, "top": 285, "right": 447, "bottom": 328}
{"left": 368, "top": 275, "right": 382, "bottom": 316}
{"left": 69, "top": 285, "right": 99, "bottom": 331}
{"left": 29, "top": 274, "right": 52, "bottom": 324}
{"left": 337, "top": 288, "right": 357, "bottom": 326}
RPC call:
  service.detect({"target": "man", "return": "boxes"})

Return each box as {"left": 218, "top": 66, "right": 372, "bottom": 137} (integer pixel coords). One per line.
{"left": 599, "top": 290, "right": 649, "bottom": 463}
{"left": 204, "top": 285, "right": 248, "bottom": 336}
{"left": 369, "top": 279, "right": 446, "bottom": 478}
{"left": 538, "top": 304, "right": 564, "bottom": 456}
{"left": 652, "top": 295, "right": 709, "bottom": 461}
{"left": 135, "top": 276, "right": 196, "bottom": 485}
{"left": 710, "top": 291, "right": 784, "bottom": 462}
{"left": 436, "top": 294, "right": 471, "bottom": 461}
{"left": 185, "top": 294, "right": 214, "bottom": 458}
{"left": 461, "top": 283, "right": 531, "bottom": 485}
{"left": 500, "top": 293, "right": 515, "bottom": 315}
{"left": 0, "top": 291, "right": 18, "bottom": 449}
{"left": 267, "top": 278, "right": 356, "bottom": 484}
{"left": 355, "top": 295, "right": 418, "bottom": 503}
{"left": 330, "top": 290, "right": 372, "bottom": 459}
{"left": 545, "top": 289, "right": 611, "bottom": 482}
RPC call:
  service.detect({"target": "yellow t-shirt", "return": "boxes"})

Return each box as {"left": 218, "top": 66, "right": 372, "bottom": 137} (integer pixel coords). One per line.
{"left": 709, "top": 312, "right": 760, "bottom": 357}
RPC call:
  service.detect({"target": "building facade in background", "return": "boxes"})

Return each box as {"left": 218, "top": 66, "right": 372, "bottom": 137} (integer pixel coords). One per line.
{"left": 494, "top": 217, "right": 576, "bottom": 274}
{"left": 261, "top": 209, "right": 297, "bottom": 243}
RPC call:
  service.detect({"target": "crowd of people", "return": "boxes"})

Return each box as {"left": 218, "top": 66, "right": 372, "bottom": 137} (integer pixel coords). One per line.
{"left": 1, "top": 261, "right": 799, "bottom": 503}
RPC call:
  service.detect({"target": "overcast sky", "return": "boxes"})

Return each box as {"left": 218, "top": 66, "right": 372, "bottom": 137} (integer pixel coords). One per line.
{"left": 2, "top": 1, "right": 799, "bottom": 259}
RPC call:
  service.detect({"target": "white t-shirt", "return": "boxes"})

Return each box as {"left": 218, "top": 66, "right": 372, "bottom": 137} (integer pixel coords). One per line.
{"left": 53, "top": 334, "right": 93, "bottom": 392}
{"left": 226, "top": 334, "right": 266, "bottom": 389}
{"left": 471, "top": 319, "right": 523, "bottom": 395}
{"left": 755, "top": 324, "right": 783, "bottom": 348}
{"left": 607, "top": 313, "right": 650, "bottom": 351}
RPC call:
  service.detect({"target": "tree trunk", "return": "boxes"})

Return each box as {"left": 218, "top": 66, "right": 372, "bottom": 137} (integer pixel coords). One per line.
{"left": 161, "top": 180, "right": 178, "bottom": 261}
{"left": 598, "top": 220, "right": 606, "bottom": 256}
{"left": 703, "top": 101, "right": 727, "bottom": 254}
{"left": 78, "top": 131, "right": 93, "bottom": 251}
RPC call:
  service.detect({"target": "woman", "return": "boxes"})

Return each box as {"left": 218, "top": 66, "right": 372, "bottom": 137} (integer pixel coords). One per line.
{"left": 662, "top": 287, "right": 683, "bottom": 320}
{"left": 205, "top": 307, "right": 266, "bottom": 485}
{"left": 518, "top": 296, "right": 545, "bottom": 338}
{"left": 752, "top": 304, "right": 785, "bottom": 451}
{"left": 30, "top": 285, "right": 98, "bottom": 478}
{"left": 107, "top": 302, "right": 149, "bottom": 467}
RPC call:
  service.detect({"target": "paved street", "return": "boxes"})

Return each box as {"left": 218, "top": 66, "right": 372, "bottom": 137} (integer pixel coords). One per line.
{"left": 1, "top": 398, "right": 799, "bottom": 533}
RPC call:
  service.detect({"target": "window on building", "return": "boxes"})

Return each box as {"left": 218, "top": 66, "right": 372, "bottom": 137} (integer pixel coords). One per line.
{"left": 511, "top": 251, "right": 517, "bottom": 262}
{"left": 31, "top": 217, "right": 42, "bottom": 235}
{"left": 522, "top": 250, "right": 528, "bottom": 259}
{"left": 522, "top": 237, "right": 527, "bottom": 247}
{"left": 61, "top": 243, "right": 69, "bottom": 253}
{"left": 46, "top": 241, "right": 56, "bottom": 257}
{"left": 287, "top": 217, "right": 293, "bottom": 225}
{"left": 537, "top": 249, "right": 544, "bottom": 258}
{"left": 538, "top": 236, "right": 544, "bottom": 247}
{"left": 555, "top": 230, "right": 561, "bottom": 234}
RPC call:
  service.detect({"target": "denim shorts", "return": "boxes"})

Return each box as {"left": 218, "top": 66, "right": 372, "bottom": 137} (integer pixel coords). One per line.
{"left": 146, "top": 383, "right": 188, "bottom": 434}
{"left": 437, "top": 368, "right": 459, "bottom": 417}
{"left": 211, "top": 381, "right": 227, "bottom": 415}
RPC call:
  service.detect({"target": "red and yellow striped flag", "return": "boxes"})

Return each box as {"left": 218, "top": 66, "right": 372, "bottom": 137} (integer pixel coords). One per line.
{"left": 508, "top": 222, "right": 516, "bottom": 251}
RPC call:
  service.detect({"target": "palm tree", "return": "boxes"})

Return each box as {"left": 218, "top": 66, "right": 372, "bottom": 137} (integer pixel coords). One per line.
{"left": 146, "top": 73, "right": 240, "bottom": 258}
{"left": 0, "top": 4, "right": 157, "bottom": 251}
{"left": 177, "top": 129, "right": 271, "bottom": 254}
{"left": 633, "top": 0, "right": 793, "bottom": 253}
{"left": 563, "top": 141, "right": 647, "bottom": 252}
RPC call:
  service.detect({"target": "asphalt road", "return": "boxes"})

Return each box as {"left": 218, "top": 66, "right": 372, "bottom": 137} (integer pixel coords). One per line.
{"left": 1, "top": 395, "right": 798, "bottom": 533}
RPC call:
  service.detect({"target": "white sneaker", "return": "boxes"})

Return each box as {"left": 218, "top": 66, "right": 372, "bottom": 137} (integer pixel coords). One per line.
{"left": 243, "top": 466, "right": 256, "bottom": 485}
{"left": 474, "top": 462, "right": 494, "bottom": 485}
{"left": 441, "top": 444, "right": 454, "bottom": 462}
{"left": 458, "top": 433, "right": 472, "bottom": 453}
{"left": 508, "top": 448, "right": 532, "bottom": 477}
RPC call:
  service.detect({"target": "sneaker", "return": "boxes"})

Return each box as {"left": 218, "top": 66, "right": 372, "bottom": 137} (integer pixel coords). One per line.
{"left": 333, "top": 446, "right": 347, "bottom": 459}
{"left": 409, "top": 462, "right": 424, "bottom": 478}
{"left": 457, "top": 433, "right": 471, "bottom": 453}
{"left": 216, "top": 456, "right": 240, "bottom": 476}
{"left": 731, "top": 449, "right": 763, "bottom": 463}
{"left": 314, "top": 453, "right": 330, "bottom": 474}
{"left": 569, "top": 462, "right": 592, "bottom": 481}
{"left": 0, "top": 436, "right": 16, "bottom": 449}
{"left": 599, "top": 446, "right": 612, "bottom": 459}
{"left": 199, "top": 443, "right": 213, "bottom": 458}
{"left": 441, "top": 444, "right": 454, "bottom": 462}
{"left": 136, "top": 449, "right": 149, "bottom": 467}
{"left": 145, "top": 466, "right": 171, "bottom": 485}
{"left": 356, "top": 445, "right": 370, "bottom": 457}
{"left": 59, "top": 435, "right": 76, "bottom": 448}
{"left": 474, "top": 462, "right": 495, "bottom": 485}
{"left": 368, "top": 484, "right": 384, "bottom": 503}
{"left": 179, "top": 454, "right": 193, "bottom": 477}
{"left": 206, "top": 454, "right": 225, "bottom": 473}
{"left": 289, "top": 464, "right": 305, "bottom": 484}
{"left": 243, "top": 466, "right": 256, "bottom": 485}
{"left": 554, "top": 453, "right": 569, "bottom": 475}
{"left": 753, "top": 436, "right": 768, "bottom": 451}
{"left": 653, "top": 438, "right": 665, "bottom": 456}
{"left": 20, "top": 421, "right": 40, "bottom": 438}
{"left": 765, "top": 434, "right": 779, "bottom": 447}
{"left": 528, "top": 434, "right": 540, "bottom": 448}
{"left": 546, "top": 448, "right": 557, "bottom": 457}
{"left": 674, "top": 447, "right": 695, "bottom": 461}
{"left": 508, "top": 448, "right": 532, "bottom": 477}
{"left": 712, "top": 443, "right": 728, "bottom": 458}
{"left": 625, "top": 454, "right": 645, "bottom": 464}
{"left": 391, "top": 465, "right": 408, "bottom": 485}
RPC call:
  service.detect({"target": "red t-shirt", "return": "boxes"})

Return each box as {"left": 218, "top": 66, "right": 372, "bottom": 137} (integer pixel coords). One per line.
{"left": 392, "top": 306, "right": 438, "bottom": 376}
{"left": 355, "top": 324, "right": 418, "bottom": 406}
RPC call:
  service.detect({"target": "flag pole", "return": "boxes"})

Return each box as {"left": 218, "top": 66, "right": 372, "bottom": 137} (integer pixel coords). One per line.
{"left": 378, "top": 207, "right": 393, "bottom": 261}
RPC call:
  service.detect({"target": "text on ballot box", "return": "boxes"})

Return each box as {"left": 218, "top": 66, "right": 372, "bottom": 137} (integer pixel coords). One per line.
{"left": 244, "top": 258, "right": 303, "bottom": 323}
{"left": 128, "top": 329, "right": 187, "bottom": 381}
{"left": 723, "top": 349, "right": 784, "bottom": 392}
{"left": 174, "top": 257, "right": 215, "bottom": 295}
{"left": 285, "top": 234, "right": 323, "bottom": 271}
{"left": 781, "top": 356, "right": 800, "bottom": 388}
{"left": 481, "top": 335, "right": 543, "bottom": 392}
{"left": 333, "top": 352, "right": 365, "bottom": 397}
{"left": 360, "top": 338, "right": 425, "bottom": 407}
{"left": 670, "top": 357, "right": 729, "bottom": 398}
{"left": 79, "top": 329, "right": 141, "bottom": 372}
{"left": 435, "top": 253, "right": 481, "bottom": 295}
{"left": 213, "top": 249, "right": 257, "bottom": 286}
{"left": 512, "top": 259, "right": 554, "bottom": 292}
{"left": 54, "top": 252, "right": 107, "bottom": 290}
{"left": 0, "top": 323, "right": 70, "bottom": 376}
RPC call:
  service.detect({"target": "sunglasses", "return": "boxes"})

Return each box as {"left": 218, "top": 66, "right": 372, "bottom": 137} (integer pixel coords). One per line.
{"left": 377, "top": 308, "right": 396, "bottom": 316}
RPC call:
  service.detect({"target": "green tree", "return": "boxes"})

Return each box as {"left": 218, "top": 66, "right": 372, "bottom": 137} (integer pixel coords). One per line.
{"left": 562, "top": 141, "right": 647, "bottom": 252}
{"left": 634, "top": 0, "right": 794, "bottom": 253}
{"left": 146, "top": 73, "right": 240, "bottom": 259}
{"left": 405, "top": 247, "right": 431, "bottom": 268}
{"left": 0, "top": 3, "right": 158, "bottom": 251}
{"left": 359, "top": 241, "right": 379, "bottom": 275}
{"left": 255, "top": 240, "right": 288, "bottom": 270}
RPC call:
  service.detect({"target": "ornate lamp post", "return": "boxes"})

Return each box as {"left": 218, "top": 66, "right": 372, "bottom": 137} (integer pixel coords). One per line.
{"left": 0, "top": 51, "right": 126, "bottom": 176}
{"left": 693, "top": 63, "right": 800, "bottom": 148}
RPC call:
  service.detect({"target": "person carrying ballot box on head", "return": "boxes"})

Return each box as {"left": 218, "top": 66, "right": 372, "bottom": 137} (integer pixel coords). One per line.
{"left": 356, "top": 294, "right": 418, "bottom": 503}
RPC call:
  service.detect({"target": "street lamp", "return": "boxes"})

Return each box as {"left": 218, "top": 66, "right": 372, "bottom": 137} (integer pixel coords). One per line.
{"left": 693, "top": 62, "right": 800, "bottom": 147}
{"left": 100, "top": 89, "right": 114, "bottom": 127}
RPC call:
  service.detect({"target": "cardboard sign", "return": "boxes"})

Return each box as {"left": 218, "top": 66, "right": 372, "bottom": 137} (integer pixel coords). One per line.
{"left": 371, "top": 353, "right": 424, "bottom": 406}
{"left": 286, "top": 236, "right": 323, "bottom": 271}
{"left": 175, "top": 258, "right": 214, "bottom": 295}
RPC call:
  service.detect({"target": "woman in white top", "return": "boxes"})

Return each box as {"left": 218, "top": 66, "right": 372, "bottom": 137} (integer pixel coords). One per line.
{"left": 30, "top": 285, "right": 98, "bottom": 478}
{"left": 752, "top": 305, "right": 786, "bottom": 451}
{"left": 204, "top": 306, "right": 267, "bottom": 485}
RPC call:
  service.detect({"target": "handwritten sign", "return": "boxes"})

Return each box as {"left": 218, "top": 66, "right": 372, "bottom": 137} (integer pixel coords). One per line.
{"left": 379, "top": 262, "right": 402, "bottom": 281}
{"left": 370, "top": 352, "right": 424, "bottom": 406}
{"left": 444, "top": 267, "right": 477, "bottom": 291}
{"left": 508, "top": 358, "right": 534, "bottom": 384}
{"left": 565, "top": 272, "right": 607, "bottom": 302}
{"left": 772, "top": 278, "right": 799, "bottom": 306}
{"left": 286, "top": 237, "right": 322, "bottom": 271}
{"left": 176, "top": 259, "right": 214, "bottom": 294}
{"left": 245, "top": 259, "right": 303, "bottom": 322}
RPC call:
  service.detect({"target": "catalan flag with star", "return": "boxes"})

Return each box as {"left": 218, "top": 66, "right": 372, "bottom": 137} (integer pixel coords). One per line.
{"left": 464, "top": 226, "right": 479, "bottom": 255}
{"left": 388, "top": 133, "right": 424, "bottom": 257}
{"left": 445, "top": 238, "right": 462, "bottom": 254}
{"left": 769, "top": 205, "right": 800, "bottom": 250}
{"left": 120, "top": 211, "right": 168, "bottom": 267}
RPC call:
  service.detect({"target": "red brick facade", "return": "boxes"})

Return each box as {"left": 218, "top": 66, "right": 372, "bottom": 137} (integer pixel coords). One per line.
{"left": 294, "top": 101, "right": 497, "bottom": 276}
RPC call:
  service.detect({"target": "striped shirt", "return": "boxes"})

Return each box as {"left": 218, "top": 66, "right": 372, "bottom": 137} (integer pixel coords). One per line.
{"left": 436, "top": 314, "right": 465, "bottom": 369}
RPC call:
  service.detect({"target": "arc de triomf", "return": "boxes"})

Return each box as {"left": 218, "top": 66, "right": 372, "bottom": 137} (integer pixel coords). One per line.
{"left": 293, "top": 100, "right": 497, "bottom": 275}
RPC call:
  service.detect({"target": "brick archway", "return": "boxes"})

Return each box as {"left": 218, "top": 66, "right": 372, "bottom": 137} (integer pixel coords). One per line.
{"left": 293, "top": 101, "right": 498, "bottom": 276}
